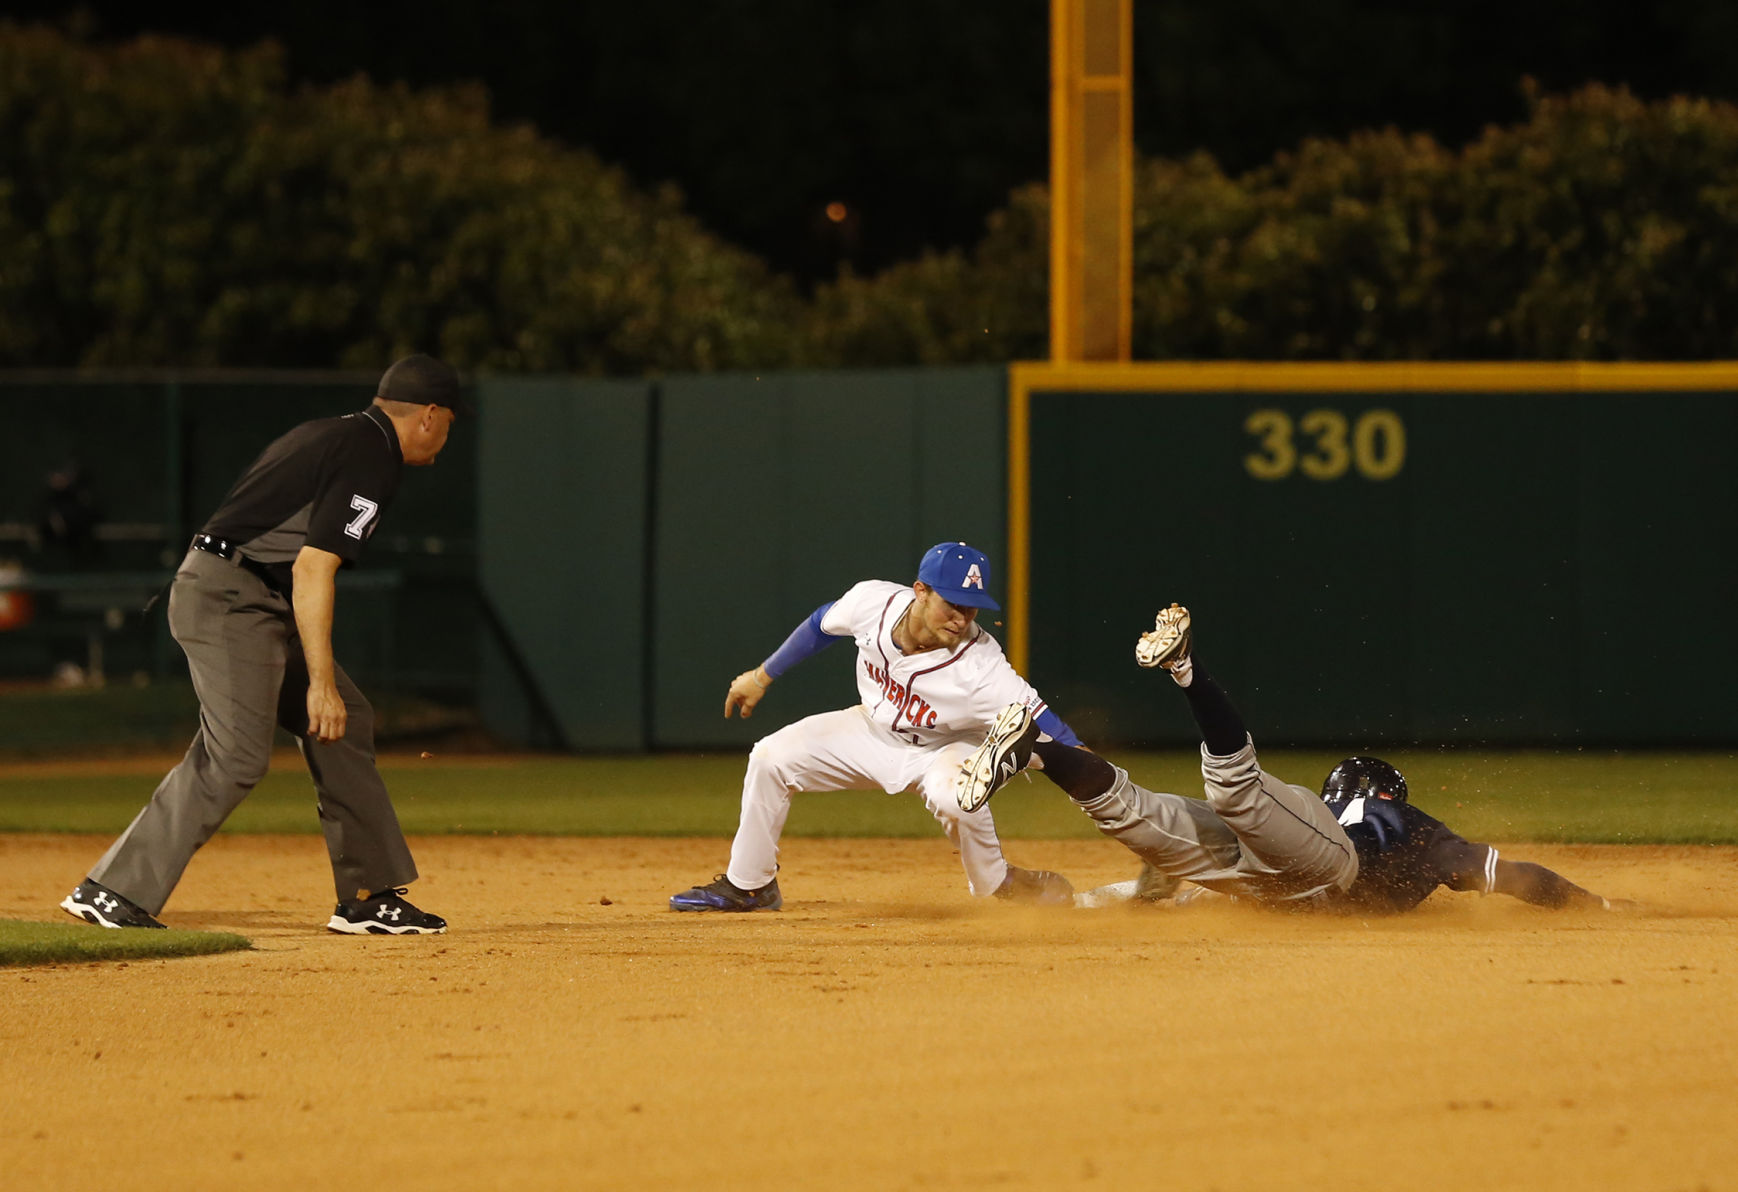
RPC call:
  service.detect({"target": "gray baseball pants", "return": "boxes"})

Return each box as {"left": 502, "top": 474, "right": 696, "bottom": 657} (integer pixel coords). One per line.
{"left": 89, "top": 548, "right": 418, "bottom": 913}
{"left": 1072, "top": 735, "right": 1357, "bottom": 904}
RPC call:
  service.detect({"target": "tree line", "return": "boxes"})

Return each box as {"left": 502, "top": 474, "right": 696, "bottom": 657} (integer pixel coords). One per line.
{"left": 5, "top": 25, "right": 1737, "bottom": 372}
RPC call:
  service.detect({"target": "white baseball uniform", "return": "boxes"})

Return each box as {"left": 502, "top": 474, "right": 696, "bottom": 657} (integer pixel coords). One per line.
{"left": 726, "top": 580, "right": 1057, "bottom": 896}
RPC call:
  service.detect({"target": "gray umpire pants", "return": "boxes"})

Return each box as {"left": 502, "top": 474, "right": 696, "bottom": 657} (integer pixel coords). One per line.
{"left": 1073, "top": 735, "right": 1357, "bottom": 904}
{"left": 89, "top": 548, "right": 418, "bottom": 914}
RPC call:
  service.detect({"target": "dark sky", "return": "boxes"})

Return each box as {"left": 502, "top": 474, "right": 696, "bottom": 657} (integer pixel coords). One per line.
{"left": 9, "top": 1, "right": 1738, "bottom": 284}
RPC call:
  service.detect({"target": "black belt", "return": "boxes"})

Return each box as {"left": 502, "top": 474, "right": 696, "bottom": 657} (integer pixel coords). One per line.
{"left": 190, "top": 533, "right": 240, "bottom": 559}
{"left": 189, "top": 534, "right": 287, "bottom": 594}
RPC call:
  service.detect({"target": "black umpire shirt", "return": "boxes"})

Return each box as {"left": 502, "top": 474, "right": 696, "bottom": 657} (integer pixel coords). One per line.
{"left": 201, "top": 405, "right": 403, "bottom": 593}
{"left": 1335, "top": 800, "right": 1497, "bottom": 913}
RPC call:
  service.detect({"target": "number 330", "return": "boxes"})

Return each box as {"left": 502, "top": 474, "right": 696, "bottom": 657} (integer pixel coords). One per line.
{"left": 1243, "top": 408, "right": 1406, "bottom": 481}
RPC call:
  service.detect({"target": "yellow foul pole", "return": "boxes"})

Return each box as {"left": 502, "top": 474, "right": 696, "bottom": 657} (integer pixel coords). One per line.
{"left": 1048, "top": 0, "right": 1132, "bottom": 364}
{"left": 1014, "top": 0, "right": 1132, "bottom": 672}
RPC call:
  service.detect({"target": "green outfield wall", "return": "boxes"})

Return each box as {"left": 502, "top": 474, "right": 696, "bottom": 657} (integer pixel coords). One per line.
{"left": 1010, "top": 363, "right": 1738, "bottom": 747}
{"left": 474, "top": 368, "right": 1007, "bottom": 749}
{"left": 5, "top": 364, "right": 1734, "bottom": 751}
{"left": 474, "top": 377, "right": 651, "bottom": 750}
{"left": 0, "top": 375, "right": 475, "bottom": 694}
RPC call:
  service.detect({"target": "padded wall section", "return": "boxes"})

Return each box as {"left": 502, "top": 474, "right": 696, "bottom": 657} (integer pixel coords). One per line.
{"left": 477, "top": 378, "right": 651, "bottom": 749}
{"left": 651, "top": 368, "right": 1006, "bottom": 748}
{"left": 1028, "top": 388, "right": 1738, "bottom": 746}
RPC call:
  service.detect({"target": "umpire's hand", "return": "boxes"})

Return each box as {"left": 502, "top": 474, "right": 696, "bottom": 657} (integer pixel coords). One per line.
{"left": 291, "top": 545, "right": 349, "bottom": 743}
{"left": 307, "top": 677, "right": 348, "bottom": 743}
{"left": 724, "top": 666, "right": 772, "bottom": 719}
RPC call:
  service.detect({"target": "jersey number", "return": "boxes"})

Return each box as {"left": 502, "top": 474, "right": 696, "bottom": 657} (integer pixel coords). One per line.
{"left": 345, "top": 495, "right": 380, "bottom": 540}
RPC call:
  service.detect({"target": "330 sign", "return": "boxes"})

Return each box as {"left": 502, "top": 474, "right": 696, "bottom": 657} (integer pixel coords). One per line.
{"left": 1242, "top": 408, "right": 1406, "bottom": 481}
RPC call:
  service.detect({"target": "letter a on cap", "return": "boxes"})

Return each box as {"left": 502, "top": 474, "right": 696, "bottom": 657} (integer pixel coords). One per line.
{"left": 964, "top": 563, "right": 984, "bottom": 590}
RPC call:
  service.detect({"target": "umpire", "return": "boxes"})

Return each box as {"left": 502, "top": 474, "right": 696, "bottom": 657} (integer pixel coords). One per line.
{"left": 61, "top": 355, "right": 467, "bottom": 934}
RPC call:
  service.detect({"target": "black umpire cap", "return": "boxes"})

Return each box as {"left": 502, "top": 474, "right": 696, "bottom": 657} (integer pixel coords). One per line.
{"left": 378, "top": 354, "right": 473, "bottom": 417}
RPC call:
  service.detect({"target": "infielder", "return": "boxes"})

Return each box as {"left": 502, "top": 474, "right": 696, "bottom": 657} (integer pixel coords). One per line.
{"left": 60, "top": 355, "right": 466, "bottom": 934}
{"left": 670, "top": 542, "right": 1080, "bottom": 911}
{"left": 958, "top": 603, "right": 1620, "bottom": 913}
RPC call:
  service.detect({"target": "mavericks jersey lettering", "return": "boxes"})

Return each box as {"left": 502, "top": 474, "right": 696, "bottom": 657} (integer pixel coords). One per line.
{"left": 821, "top": 580, "right": 1047, "bottom": 745}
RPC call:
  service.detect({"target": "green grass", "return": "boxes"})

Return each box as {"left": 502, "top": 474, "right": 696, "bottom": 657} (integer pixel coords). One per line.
{"left": 0, "top": 748, "right": 1734, "bottom": 843}
{"left": 0, "top": 919, "right": 251, "bottom": 967}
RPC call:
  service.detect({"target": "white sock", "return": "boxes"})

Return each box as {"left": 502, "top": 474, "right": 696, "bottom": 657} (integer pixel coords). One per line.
{"left": 1168, "top": 656, "right": 1194, "bottom": 687}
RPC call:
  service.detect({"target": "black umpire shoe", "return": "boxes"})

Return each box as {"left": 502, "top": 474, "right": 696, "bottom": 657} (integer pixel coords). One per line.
{"left": 327, "top": 887, "right": 448, "bottom": 935}
{"left": 60, "top": 879, "right": 168, "bottom": 929}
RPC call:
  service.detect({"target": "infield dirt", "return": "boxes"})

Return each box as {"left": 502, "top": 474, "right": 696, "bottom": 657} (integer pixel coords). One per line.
{"left": 2, "top": 834, "right": 1734, "bottom": 1191}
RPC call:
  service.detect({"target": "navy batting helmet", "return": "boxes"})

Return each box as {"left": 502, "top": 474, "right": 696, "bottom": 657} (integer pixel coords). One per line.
{"left": 1320, "top": 757, "right": 1409, "bottom": 809}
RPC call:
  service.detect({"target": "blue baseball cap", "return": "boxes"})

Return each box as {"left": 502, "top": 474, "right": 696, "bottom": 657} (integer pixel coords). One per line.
{"left": 916, "top": 541, "right": 1000, "bottom": 611}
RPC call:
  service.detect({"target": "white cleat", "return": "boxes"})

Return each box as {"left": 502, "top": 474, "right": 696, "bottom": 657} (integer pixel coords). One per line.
{"left": 955, "top": 703, "right": 1040, "bottom": 813}
{"left": 1135, "top": 603, "right": 1193, "bottom": 670}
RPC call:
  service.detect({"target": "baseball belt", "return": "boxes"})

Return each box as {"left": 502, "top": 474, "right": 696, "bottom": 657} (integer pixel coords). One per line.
{"left": 189, "top": 534, "right": 287, "bottom": 595}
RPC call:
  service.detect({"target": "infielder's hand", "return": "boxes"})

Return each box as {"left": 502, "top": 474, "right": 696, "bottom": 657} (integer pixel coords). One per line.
{"left": 306, "top": 678, "right": 348, "bottom": 743}
{"left": 724, "top": 666, "right": 771, "bottom": 719}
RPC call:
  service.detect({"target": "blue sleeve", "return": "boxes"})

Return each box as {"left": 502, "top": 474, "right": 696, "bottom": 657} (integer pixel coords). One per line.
{"left": 762, "top": 602, "right": 844, "bottom": 678}
{"left": 1036, "top": 707, "right": 1082, "bottom": 748}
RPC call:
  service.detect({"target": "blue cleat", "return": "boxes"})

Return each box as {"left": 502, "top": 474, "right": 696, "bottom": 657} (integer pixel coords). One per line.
{"left": 670, "top": 874, "right": 782, "bottom": 912}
